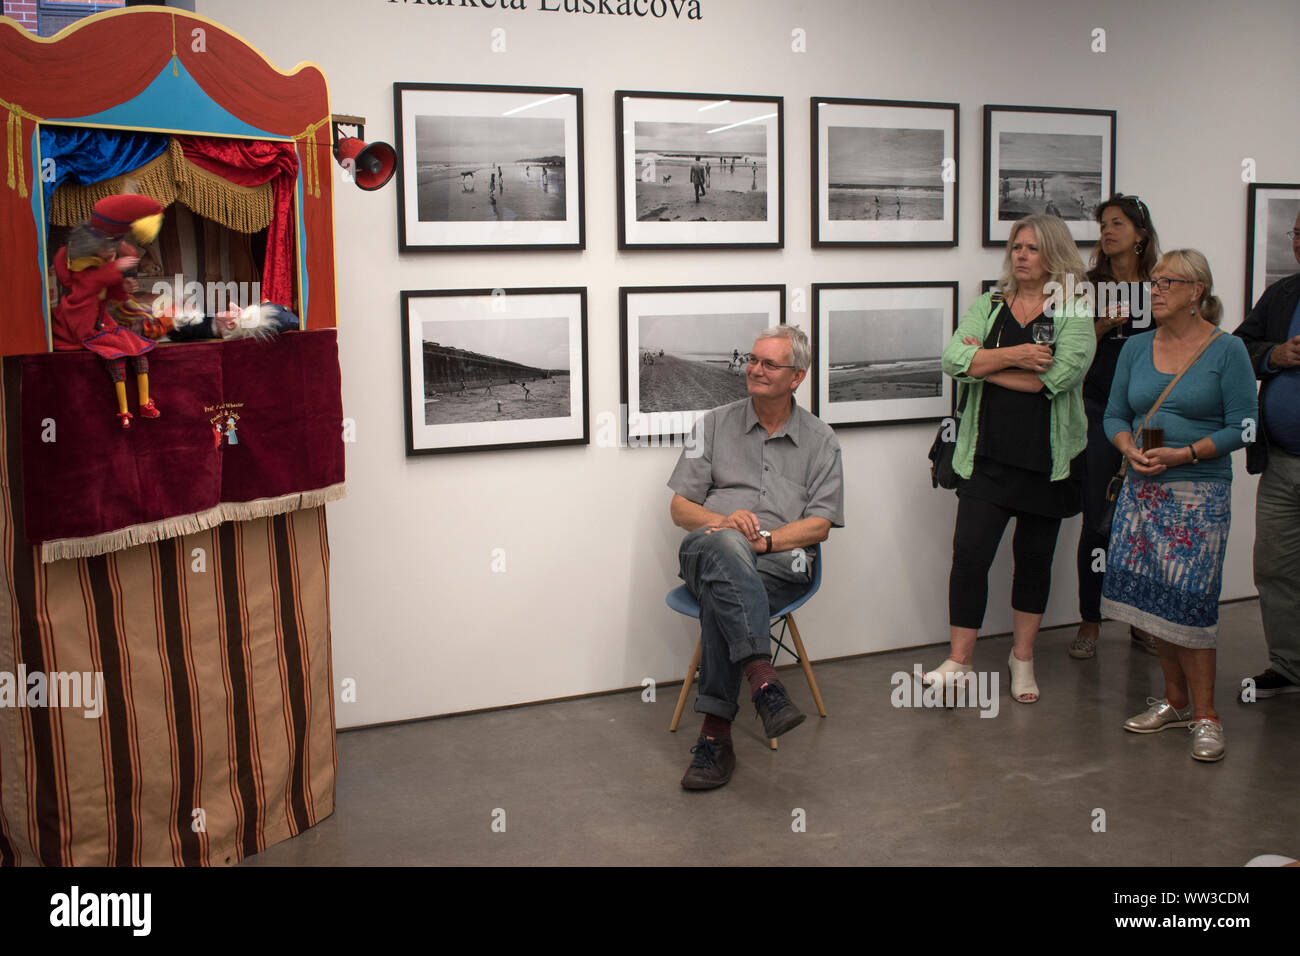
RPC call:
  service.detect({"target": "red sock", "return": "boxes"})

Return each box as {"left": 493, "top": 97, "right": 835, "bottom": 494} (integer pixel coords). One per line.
{"left": 700, "top": 714, "right": 731, "bottom": 742}
{"left": 744, "top": 657, "right": 779, "bottom": 696}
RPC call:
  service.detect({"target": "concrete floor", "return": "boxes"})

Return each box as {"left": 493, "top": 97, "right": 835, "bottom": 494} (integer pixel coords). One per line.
{"left": 244, "top": 599, "right": 1298, "bottom": 866}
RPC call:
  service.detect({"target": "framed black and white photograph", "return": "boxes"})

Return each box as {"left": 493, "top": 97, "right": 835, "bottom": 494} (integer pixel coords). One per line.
{"left": 401, "top": 288, "right": 588, "bottom": 455}
{"left": 982, "top": 105, "right": 1115, "bottom": 247}
{"left": 615, "top": 91, "right": 783, "bottom": 249}
{"left": 1245, "top": 182, "right": 1300, "bottom": 313}
{"left": 811, "top": 282, "right": 958, "bottom": 427}
{"left": 394, "top": 83, "right": 585, "bottom": 251}
{"left": 620, "top": 285, "right": 784, "bottom": 443}
{"left": 811, "top": 97, "right": 958, "bottom": 247}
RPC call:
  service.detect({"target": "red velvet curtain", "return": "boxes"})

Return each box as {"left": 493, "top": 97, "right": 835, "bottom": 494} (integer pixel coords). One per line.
{"left": 176, "top": 137, "right": 298, "bottom": 308}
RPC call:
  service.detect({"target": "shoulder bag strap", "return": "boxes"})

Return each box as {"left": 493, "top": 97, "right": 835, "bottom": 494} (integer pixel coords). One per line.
{"left": 1117, "top": 328, "right": 1225, "bottom": 477}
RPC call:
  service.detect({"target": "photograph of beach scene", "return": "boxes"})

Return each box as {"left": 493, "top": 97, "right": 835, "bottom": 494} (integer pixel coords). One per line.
{"left": 826, "top": 308, "right": 944, "bottom": 403}
{"left": 419, "top": 315, "right": 571, "bottom": 426}
{"left": 635, "top": 311, "right": 771, "bottom": 414}
{"left": 414, "top": 114, "right": 566, "bottom": 223}
{"left": 996, "top": 131, "right": 1103, "bottom": 222}
{"left": 827, "top": 126, "right": 943, "bottom": 221}
{"left": 633, "top": 121, "right": 768, "bottom": 223}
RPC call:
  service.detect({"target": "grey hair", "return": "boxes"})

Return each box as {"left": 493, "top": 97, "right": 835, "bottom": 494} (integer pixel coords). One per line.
{"left": 755, "top": 324, "right": 810, "bottom": 370}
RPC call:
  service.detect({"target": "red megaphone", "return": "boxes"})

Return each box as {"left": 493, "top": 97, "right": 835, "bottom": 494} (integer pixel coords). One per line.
{"left": 333, "top": 137, "right": 396, "bottom": 191}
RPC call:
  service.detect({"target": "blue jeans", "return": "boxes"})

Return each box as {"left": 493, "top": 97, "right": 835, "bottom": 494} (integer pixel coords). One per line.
{"left": 677, "top": 528, "right": 812, "bottom": 720}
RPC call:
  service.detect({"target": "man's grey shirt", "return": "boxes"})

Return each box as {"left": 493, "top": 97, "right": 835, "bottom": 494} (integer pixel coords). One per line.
{"left": 668, "top": 398, "right": 846, "bottom": 536}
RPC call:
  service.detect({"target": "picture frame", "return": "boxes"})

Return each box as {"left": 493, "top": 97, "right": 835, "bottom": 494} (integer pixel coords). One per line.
{"left": 393, "top": 83, "right": 585, "bottom": 252}
{"left": 811, "top": 97, "right": 958, "bottom": 247}
{"left": 811, "top": 282, "right": 958, "bottom": 428}
{"left": 1244, "top": 182, "right": 1300, "bottom": 313}
{"left": 620, "top": 285, "right": 785, "bottom": 444}
{"left": 615, "top": 91, "right": 784, "bottom": 249}
{"left": 982, "top": 105, "right": 1116, "bottom": 247}
{"left": 401, "top": 288, "right": 589, "bottom": 455}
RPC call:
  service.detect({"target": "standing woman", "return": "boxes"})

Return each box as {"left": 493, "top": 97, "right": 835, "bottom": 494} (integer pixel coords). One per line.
{"left": 927, "top": 215, "right": 1095, "bottom": 703}
{"left": 1102, "top": 250, "right": 1257, "bottom": 761}
{"left": 1070, "top": 194, "right": 1162, "bottom": 659}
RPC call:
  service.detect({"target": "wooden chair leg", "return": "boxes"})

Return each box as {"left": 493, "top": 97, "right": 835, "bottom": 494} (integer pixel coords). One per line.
{"left": 669, "top": 638, "right": 702, "bottom": 732}
{"left": 786, "top": 613, "right": 827, "bottom": 718}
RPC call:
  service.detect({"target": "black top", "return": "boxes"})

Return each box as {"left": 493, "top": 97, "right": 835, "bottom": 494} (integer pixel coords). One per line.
{"left": 1084, "top": 280, "right": 1153, "bottom": 406}
{"left": 961, "top": 306, "right": 1082, "bottom": 518}
{"left": 976, "top": 307, "right": 1052, "bottom": 472}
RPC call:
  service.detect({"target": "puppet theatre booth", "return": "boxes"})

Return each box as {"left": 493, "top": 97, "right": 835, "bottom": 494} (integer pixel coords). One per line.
{"left": 0, "top": 9, "right": 344, "bottom": 866}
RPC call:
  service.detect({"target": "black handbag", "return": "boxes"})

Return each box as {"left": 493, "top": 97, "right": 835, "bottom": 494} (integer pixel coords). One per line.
{"left": 929, "top": 293, "right": 1003, "bottom": 490}
{"left": 928, "top": 386, "right": 967, "bottom": 489}
{"left": 1095, "top": 467, "right": 1126, "bottom": 538}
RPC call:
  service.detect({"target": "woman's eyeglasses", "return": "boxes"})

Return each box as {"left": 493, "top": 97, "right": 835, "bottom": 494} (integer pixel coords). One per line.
{"left": 1150, "top": 277, "right": 1193, "bottom": 292}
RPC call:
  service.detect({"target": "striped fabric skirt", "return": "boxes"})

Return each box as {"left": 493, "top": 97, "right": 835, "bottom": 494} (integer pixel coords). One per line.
{"left": 1100, "top": 476, "right": 1231, "bottom": 648}
{"left": 0, "top": 362, "right": 337, "bottom": 866}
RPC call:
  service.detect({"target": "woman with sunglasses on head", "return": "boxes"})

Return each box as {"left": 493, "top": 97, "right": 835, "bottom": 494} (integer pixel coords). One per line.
{"left": 1101, "top": 250, "right": 1257, "bottom": 761}
{"left": 1070, "top": 194, "right": 1162, "bottom": 660}
{"left": 926, "top": 215, "right": 1095, "bottom": 704}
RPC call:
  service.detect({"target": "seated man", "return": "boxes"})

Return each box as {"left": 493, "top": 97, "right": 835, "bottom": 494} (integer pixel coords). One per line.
{"left": 667, "top": 325, "right": 844, "bottom": 790}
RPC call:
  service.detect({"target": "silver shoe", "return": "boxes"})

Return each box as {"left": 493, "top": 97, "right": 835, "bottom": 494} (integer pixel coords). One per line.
{"left": 1123, "top": 697, "right": 1192, "bottom": 734}
{"left": 1189, "top": 719, "right": 1226, "bottom": 762}
{"left": 1130, "top": 627, "right": 1160, "bottom": 656}
{"left": 1068, "top": 631, "right": 1097, "bottom": 660}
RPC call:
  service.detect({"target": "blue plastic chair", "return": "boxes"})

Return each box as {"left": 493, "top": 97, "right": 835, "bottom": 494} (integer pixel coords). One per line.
{"left": 667, "top": 550, "right": 826, "bottom": 749}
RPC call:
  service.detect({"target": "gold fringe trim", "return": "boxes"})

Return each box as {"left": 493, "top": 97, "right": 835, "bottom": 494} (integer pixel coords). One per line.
{"left": 39, "top": 482, "right": 346, "bottom": 563}
{"left": 170, "top": 138, "right": 274, "bottom": 233}
{"left": 0, "top": 97, "right": 41, "bottom": 197}
{"left": 50, "top": 148, "right": 178, "bottom": 225}
{"left": 48, "top": 139, "right": 273, "bottom": 234}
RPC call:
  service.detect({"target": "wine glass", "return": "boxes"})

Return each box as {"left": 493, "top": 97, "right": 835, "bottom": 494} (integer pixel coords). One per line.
{"left": 1110, "top": 300, "right": 1130, "bottom": 342}
{"left": 1032, "top": 322, "right": 1057, "bottom": 347}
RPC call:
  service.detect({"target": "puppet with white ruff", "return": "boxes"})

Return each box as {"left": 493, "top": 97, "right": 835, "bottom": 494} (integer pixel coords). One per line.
{"left": 52, "top": 194, "right": 164, "bottom": 429}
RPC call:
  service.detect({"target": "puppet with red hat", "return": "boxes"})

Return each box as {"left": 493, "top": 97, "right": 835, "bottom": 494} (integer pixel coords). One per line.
{"left": 52, "top": 194, "right": 165, "bottom": 429}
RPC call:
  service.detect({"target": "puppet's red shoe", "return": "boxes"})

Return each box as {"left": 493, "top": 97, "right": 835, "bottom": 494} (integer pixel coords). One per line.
{"left": 138, "top": 400, "right": 160, "bottom": 419}
{"left": 117, "top": 411, "right": 133, "bottom": 430}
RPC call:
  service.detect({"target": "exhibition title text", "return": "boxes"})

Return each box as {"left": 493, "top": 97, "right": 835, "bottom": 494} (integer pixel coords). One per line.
{"left": 386, "top": 0, "right": 704, "bottom": 20}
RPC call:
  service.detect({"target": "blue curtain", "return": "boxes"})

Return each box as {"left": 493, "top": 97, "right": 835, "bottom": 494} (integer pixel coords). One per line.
{"left": 39, "top": 127, "right": 168, "bottom": 224}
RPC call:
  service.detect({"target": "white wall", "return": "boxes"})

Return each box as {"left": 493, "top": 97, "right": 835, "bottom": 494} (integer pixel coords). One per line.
{"left": 197, "top": 0, "right": 1300, "bottom": 727}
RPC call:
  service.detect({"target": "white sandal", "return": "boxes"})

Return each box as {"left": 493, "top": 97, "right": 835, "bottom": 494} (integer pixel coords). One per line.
{"left": 922, "top": 658, "right": 973, "bottom": 705}
{"left": 923, "top": 658, "right": 972, "bottom": 684}
{"left": 1007, "top": 650, "right": 1039, "bottom": 703}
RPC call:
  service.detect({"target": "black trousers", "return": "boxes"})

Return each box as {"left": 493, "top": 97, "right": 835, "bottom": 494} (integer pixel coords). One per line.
{"left": 1076, "top": 397, "right": 1121, "bottom": 622}
{"left": 949, "top": 493, "right": 1063, "bottom": 629}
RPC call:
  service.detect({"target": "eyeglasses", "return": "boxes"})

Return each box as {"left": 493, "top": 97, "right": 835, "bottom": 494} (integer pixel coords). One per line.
{"left": 744, "top": 353, "right": 799, "bottom": 372}
{"left": 1150, "top": 277, "right": 1194, "bottom": 292}
{"left": 1287, "top": 230, "right": 1300, "bottom": 239}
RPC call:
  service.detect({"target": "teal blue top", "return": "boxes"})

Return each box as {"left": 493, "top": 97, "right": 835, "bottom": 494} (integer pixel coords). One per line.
{"left": 1103, "top": 331, "right": 1259, "bottom": 483}
{"left": 941, "top": 291, "right": 1095, "bottom": 482}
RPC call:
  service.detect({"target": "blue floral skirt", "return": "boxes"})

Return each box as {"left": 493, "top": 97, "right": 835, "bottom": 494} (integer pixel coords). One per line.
{"left": 1099, "top": 477, "right": 1230, "bottom": 648}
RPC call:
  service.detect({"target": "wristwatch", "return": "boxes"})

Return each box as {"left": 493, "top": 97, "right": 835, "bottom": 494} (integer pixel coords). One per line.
{"left": 1187, "top": 445, "right": 1199, "bottom": 465}
{"left": 759, "top": 530, "right": 772, "bottom": 553}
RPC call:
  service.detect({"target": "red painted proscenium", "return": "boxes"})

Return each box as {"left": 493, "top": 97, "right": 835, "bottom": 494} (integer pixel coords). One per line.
{"left": 0, "top": 9, "right": 339, "bottom": 355}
